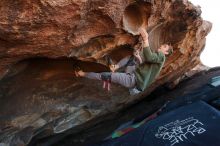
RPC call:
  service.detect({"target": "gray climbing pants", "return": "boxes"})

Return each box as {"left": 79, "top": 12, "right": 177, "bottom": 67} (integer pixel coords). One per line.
{"left": 85, "top": 72, "right": 136, "bottom": 88}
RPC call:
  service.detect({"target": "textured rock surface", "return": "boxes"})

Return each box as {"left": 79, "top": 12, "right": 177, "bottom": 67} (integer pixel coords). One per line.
{"left": 51, "top": 67, "right": 220, "bottom": 146}
{"left": 0, "top": 0, "right": 212, "bottom": 145}
{"left": 0, "top": 0, "right": 211, "bottom": 79}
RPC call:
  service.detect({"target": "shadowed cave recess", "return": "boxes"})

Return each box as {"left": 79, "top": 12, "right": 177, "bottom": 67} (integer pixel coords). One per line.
{"left": 0, "top": 0, "right": 212, "bottom": 145}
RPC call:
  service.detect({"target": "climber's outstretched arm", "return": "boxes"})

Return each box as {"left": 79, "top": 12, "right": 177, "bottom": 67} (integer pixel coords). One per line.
{"left": 139, "top": 28, "right": 165, "bottom": 64}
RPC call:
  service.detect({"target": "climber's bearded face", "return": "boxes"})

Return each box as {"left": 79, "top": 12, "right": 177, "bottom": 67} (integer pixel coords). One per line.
{"left": 159, "top": 44, "right": 173, "bottom": 56}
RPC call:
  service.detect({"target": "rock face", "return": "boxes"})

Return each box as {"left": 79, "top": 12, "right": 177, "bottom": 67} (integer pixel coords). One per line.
{"left": 0, "top": 0, "right": 212, "bottom": 145}
{"left": 0, "top": 0, "right": 211, "bottom": 79}
{"left": 52, "top": 67, "right": 220, "bottom": 146}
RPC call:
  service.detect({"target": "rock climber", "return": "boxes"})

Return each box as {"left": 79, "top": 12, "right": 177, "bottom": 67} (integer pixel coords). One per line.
{"left": 74, "top": 28, "right": 173, "bottom": 95}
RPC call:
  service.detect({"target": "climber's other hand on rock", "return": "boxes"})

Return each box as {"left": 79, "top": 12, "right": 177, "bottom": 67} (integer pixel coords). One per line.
{"left": 139, "top": 28, "right": 148, "bottom": 39}
{"left": 139, "top": 28, "right": 149, "bottom": 47}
